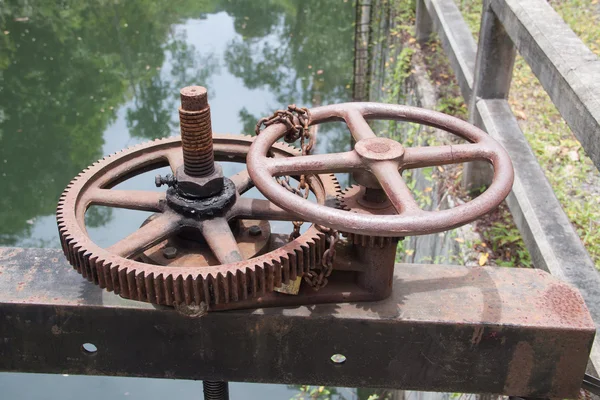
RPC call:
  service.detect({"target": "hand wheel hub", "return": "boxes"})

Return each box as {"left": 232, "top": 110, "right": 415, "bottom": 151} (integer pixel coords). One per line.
{"left": 355, "top": 137, "right": 404, "bottom": 162}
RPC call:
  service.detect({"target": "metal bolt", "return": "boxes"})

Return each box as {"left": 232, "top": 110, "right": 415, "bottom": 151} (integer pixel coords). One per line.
{"left": 155, "top": 173, "right": 176, "bottom": 188}
{"left": 179, "top": 86, "right": 215, "bottom": 177}
{"left": 163, "top": 247, "right": 178, "bottom": 259}
{"left": 203, "top": 381, "right": 229, "bottom": 400}
{"left": 248, "top": 225, "right": 262, "bottom": 236}
{"left": 330, "top": 354, "right": 347, "bottom": 364}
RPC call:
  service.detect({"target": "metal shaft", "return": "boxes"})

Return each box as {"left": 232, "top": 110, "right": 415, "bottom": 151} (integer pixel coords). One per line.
{"left": 179, "top": 86, "right": 215, "bottom": 177}
{"left": 203, "top": 380, "right": 229, "bottom": 400}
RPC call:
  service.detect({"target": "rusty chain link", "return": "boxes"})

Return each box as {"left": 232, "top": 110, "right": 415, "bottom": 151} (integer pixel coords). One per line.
{"left": 304, "top": 226, "right": 339, "bottom": 290}
{"left": 256, "top": 105, "right": 338, "bottom": 290}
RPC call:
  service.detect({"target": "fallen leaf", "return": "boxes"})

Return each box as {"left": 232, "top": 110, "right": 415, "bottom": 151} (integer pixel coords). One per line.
{"left": 424, "top": 186, "right": 432, "bottom": 193}
{"left": 405, "top": 249, "right": 415, "bottom": 256}
{"left": 437, "top": 166, "right": 444, "bottom": 172}
{"left": 514, "top": 110, "right": 527, "bottom": 120}
{"left": 478, "top": 253, "right": 489, "bottom": 266}
{"left": 455, "top": 237, "right": 465, "bottom": 243}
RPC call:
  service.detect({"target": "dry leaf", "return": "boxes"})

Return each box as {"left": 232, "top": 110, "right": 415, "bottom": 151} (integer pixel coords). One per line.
{"left": 424, "top": 187, "right": 432, "bottom": 193}
{"left": 455, "top": 237, "right": 465, "bottom": 243}
{"left": 515, "top": 110, "right": 527, "bottom": 120}
{"left": 478, "top": 253, "right": 489, "bottom": 266}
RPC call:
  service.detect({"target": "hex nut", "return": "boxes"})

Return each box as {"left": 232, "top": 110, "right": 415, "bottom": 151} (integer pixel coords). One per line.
{"left": 175, "top": 163, "right": 224, "bottom": 198}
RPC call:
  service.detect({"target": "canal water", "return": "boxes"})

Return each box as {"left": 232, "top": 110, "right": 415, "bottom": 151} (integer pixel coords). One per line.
{"left": 0, "top": 0, "right": 360, "bottom": 398}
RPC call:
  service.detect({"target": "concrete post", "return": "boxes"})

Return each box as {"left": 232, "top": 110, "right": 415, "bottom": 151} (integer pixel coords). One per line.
{"left": 463, "top": 0, "right": 516, "bottom": 192}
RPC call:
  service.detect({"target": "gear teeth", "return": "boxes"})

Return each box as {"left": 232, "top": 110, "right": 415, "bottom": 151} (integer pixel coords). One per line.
{"left": 342, "top": 232, "right": 394, "bottom": 248}
{"left": 338, "top": 185, "right": 400, "bottom": 247}
{"left": 56, "top": 135, "right": 339, "bottom": 309}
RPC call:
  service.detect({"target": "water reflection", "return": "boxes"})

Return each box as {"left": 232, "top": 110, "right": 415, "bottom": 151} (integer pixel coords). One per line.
{"left": 0, "top": 0, "right": 354, "bottom": 248}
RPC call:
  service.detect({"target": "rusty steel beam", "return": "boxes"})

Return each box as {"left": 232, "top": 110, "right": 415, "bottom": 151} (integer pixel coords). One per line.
{"left": 0, "top": 247, "right": 594, "bottom": 398}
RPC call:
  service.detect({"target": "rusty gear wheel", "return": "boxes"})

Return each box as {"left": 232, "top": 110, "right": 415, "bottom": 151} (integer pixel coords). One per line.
{"left": 56, "top": 134, "right": 341, "bottom": 308}
{"left": 339, "top": 185, "right": 401, "bottom": 247}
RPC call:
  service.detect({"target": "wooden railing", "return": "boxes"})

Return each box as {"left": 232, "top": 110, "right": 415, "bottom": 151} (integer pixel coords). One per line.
{"left": 416, "top": 0, "right": 600, "bottom": 372}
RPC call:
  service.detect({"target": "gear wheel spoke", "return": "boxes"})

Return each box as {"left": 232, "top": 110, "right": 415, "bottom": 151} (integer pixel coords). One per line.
{"left": 200, "top": 217, "right": 244, "bottom": 264}
{"left": 166, "top": 148, "right": 184, "bottom": 174}
{"left": 86, "top": 189, "right": 165, "bottom": 212}
{"left": 230, "top": 169, "right": 253, "bottom": 194}
{"left": 107, "top": 212, "right": 181, "bottom": 258}
{"left": 229, "top": 198, "right": 298, "bottom": 221}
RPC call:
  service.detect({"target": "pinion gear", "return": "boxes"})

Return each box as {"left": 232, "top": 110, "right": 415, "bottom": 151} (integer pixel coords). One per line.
{"left": 338, "top": 185, "right": 402, "bottom": 247}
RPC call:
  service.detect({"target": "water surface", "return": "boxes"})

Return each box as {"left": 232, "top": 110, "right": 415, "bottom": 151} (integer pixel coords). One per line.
{"left": 0, "top": 0, "right": 355, "bottom": 398}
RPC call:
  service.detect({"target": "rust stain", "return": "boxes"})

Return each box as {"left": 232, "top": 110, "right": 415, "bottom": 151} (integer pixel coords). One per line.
{"left": 539, "top": 283, "right": 591, "bottom": 327}
{"left": 504, "top": 341, "right": 533, "bottom": 395}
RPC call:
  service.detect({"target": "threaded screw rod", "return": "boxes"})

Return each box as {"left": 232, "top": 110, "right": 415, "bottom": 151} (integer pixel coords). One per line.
{"left": 179, "top": 86, "right": 215, "bottom": 177}
{"left": 202, "top": 380, "right": 229, "bottom": 400}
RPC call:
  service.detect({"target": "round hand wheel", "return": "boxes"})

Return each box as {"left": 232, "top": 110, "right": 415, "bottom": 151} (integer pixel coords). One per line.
{"left": 247, "top": 102, "right": 514, "bottom": 237}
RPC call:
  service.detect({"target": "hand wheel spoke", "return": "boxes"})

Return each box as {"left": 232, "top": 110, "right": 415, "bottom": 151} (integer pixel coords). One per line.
{"left": 345, "top": 108, "right": 377, "bottom": 141}
{"left": 402, "top": 143, "right": 491, "bottom": 170}
{"left": 370, "top": 162, "right": 421, "bottom": 215}
{"left": 266, "top": 151, "right": 362, "bottom": 176}
{"left": 107, "top": 212, "right": 181, "bottom": 258}
{"left": 228, "top": 198, "right": 299, "bottom": 222}
{"left": 86, "top": 189, "right": 165, "bottom": 212}
{"left": 230, "top": 169, "right": 254, "bottom": 194}
{"left": 200, "top": 217, "right": 244, "bottom": 264}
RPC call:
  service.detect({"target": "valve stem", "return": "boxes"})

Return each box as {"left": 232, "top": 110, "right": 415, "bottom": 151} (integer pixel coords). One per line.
{"left": 179, "top": 86, "right": 215, "bottom": 177}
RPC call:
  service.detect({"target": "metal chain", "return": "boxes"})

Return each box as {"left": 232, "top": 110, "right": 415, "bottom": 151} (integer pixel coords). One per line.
{"left": 304, "top": 226, "right": 339, "bottom": 290}
{"left": 255, "top": 105, "right": 338, "bottom": 290}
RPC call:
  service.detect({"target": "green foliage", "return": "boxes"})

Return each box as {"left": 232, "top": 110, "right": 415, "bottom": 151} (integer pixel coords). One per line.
{"left": 0, "top": 0, "right": 217, "bottom": 244}
{"left": 0, "top": 0, "right": 355, "bottom": 245}
{"left": 289, "top": 385, "right": 345, "bottom": 400}
{"left": 437, "top": 95, "right": 467, "bottom": 119}
{"left": 481, "top": 208, "right": 532, "bottom": 268}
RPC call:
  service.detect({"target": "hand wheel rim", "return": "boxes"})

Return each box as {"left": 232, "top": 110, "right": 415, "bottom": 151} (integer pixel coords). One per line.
{"left": 247, "top": 102, "right": 514, "bottom": 237}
